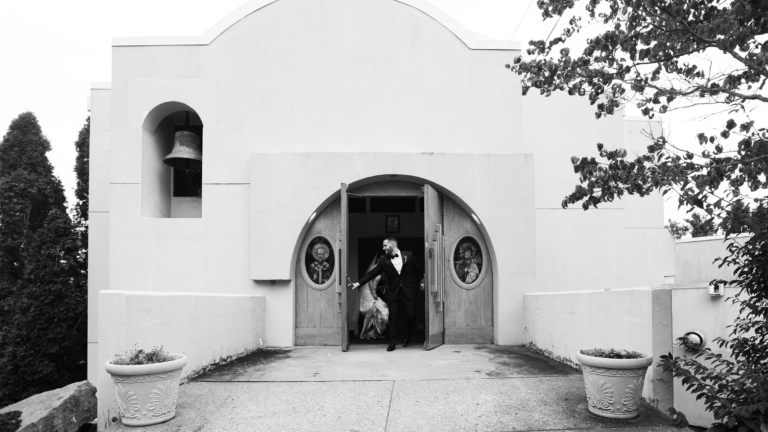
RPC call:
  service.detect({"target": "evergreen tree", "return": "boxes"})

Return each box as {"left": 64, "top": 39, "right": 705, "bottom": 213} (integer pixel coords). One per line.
{"left": 0, "top": 113, "right": 65, "bottom": 291}
{"left": 0, "top": 112, "right": 85, "bottom": 406}
{"left": 73, "top": 117, "right": 89, "bottom": 319}
{"left": 1, "top": 211, "right": 85, "bottom": 401}
{"left": 73, "top": 117, "right": 89, "bottom": 225}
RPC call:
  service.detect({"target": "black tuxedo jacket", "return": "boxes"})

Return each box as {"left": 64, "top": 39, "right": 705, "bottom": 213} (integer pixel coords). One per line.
{"left": 357, "top": 251, "right": 424, "bottom": 303}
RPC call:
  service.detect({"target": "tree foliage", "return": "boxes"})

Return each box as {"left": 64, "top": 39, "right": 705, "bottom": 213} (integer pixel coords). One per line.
{"left": 509, "top": 0, "right": 767, "bottom": 430}
{"left": 0, "top": 211, "right": 86, "bottom": 403}
{"left": 687, "top": 212, "right": 720, "bottom": 237}
{"left": 74, "top": 117, "right": 89, "bottom": 225}
{"left": 666, "top": 218, "right": 691, "bottom": 239}
{"left": 73, "top": 117, "right": 89, "bottom": 317}
{"left": 666, "top": 212, "right": 720, "bottom": 238}
{"left": 0, "top": 112, "right": 87, "bottom": 407}
{"left": 0, "top": 114, "right": 65, "bottom": 288}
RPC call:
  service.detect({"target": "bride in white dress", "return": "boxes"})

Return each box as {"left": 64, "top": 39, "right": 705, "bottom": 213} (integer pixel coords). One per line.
{"left": 358, "top": 255, "right": 389, "bottom": 340}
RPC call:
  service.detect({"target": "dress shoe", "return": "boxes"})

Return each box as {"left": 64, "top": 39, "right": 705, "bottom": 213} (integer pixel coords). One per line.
{"left": 402, "top": 337, "right": 410, "bottom": 348}
{"left": 387, "top": 341, "right": 396, "bottom": 351}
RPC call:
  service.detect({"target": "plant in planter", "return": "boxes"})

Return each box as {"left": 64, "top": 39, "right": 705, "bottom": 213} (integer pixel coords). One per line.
{"left": 105, "top": 345, "right": 187, "bottom": 427}
{"left": 576, "top": 348, "right": 653, "bottom": 420}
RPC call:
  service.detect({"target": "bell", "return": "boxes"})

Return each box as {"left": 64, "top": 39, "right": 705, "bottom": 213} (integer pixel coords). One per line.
{"left": 163, "top": 130, "right": 202, "bottom": 170}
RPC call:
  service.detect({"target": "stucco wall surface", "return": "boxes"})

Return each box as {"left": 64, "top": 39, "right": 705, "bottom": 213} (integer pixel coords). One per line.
{"left": 108, "top": 0, "right": 521, "bottom": 186}
{"left": 669, "top": 286, "right": 741, "bottom": 427}
{"left": 103, "top": 0, "right": 522, "bottom": 349}
{"left": 521, "top": 94, "right": 675, "bottom": 293}
{"left": 523, "top": 288, "right": 673, "bottom": 406}
{"left": 523, "top": 279, "right": 744, "bottom": 426}
{"left": 93, "top": 0, "right": 674, "bottom": 354}
{"left": 97, "top": 291, "right": 265, "bottom": 430}
{"left": 674, "top": 234, "right": 749, "bottom": 285}
{"left": 107, "top": 183, "right": 295, "bottom": 345}
{"left": 669, "top": 235, "right": 748, "bottom": 426}
{"left": 88, "top": 86, "right": 112, "bottom": 384}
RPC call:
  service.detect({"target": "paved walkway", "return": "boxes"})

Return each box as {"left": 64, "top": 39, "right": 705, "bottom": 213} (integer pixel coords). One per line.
{"left": 108, "top": 345, "right": 681, "bottom": 432}
{"left": 195, "top": 344, "right": 580, "bottom": 382}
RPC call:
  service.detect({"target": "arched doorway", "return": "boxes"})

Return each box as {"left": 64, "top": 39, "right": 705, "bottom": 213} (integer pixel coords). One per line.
{"left": 294, "top": 179, "right": 493, "bottom": 349}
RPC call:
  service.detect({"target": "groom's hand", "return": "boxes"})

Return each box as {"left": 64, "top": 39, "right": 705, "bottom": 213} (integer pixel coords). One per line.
{"left": 350, "top": 282, "right": 360, "bottom": 289}
{"left": 420, "top": 280, "right": 425, "bottom": 291}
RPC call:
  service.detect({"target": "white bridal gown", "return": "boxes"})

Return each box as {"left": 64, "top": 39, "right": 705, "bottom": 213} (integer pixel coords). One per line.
{"left": 359, "top": 255, "right": 389, "bottom": 339}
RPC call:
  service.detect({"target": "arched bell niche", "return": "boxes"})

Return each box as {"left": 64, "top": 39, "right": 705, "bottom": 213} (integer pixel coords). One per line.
{"left": 141, "top": 102, "right": 204, "bottom": 218}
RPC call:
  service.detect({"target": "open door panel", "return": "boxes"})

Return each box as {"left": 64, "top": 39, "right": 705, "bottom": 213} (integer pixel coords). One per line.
{"left": 423, "top": 184, "right": 445, "bottom": 350}
{"left": 338, "top": 183, "right": 349, "bottom": 351}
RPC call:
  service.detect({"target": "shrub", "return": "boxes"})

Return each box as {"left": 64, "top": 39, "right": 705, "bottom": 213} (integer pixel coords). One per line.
{"left": 111, "top": 345, "right": 178, "bottom": 366}
{"left": 581, "top": 348, "right": 645, "bottom": 360}
{"left": 659, "top": 229, "right": 768, "bottom": 431}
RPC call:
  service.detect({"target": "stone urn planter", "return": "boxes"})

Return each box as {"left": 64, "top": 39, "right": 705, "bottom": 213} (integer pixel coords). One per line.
{"left": 575, "top": 349, "right": 653, "bottom": 420}
{"left": 105, "top": 353, "right": 187, "bottom": 426}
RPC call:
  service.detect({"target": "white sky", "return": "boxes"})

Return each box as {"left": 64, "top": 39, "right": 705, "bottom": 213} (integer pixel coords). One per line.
{"left": 0, "top": 0, "right": 731, "bottom": 222}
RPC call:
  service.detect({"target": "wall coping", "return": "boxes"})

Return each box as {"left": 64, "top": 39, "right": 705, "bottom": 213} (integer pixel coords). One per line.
{"left": 665, "top": 283, "right": 709, "bottom": 290}
{"left": 676, "top": 233, "right": 751, "bottom": 244}
{"left": 90, "top": 82, "right": 111, "bottom": 90}
{"left": 112, "top": 0, "right": 521, "bottom": 51}
{"left": 103, "top": 290, "right": 264, "bottom": 298}
{"left": 524, "top": 286, "right": 658, "bottom": 296}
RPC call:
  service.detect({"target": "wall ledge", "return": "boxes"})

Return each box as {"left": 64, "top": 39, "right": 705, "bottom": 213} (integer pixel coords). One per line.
{"left": 675, "top": 233, "right": 751, "bottom": 244}
{"left": 104, "top": 290, "right": 263, "bottom": 298}
{"left": 524, "top": 286, "right": 655, "bottom": 296}
{"left": 666, "top": 284, "right": 709, "bottom": 290}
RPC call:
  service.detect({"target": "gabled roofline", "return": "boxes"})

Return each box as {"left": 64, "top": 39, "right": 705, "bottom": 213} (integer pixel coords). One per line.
{"left": 112, "top": 0, "right": 520, "bottom": 51}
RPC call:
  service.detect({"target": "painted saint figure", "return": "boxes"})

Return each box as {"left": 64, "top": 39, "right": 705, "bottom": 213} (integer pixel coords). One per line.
{"left": 307, "top": 238, "right": 333, "bottom": 284}
{"left": 454, "top": 239, "right": 482, "bottom": 284}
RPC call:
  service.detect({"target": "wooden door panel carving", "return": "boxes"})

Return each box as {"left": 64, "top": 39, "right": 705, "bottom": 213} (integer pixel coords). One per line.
{"left": 443, "top": 198, "right": 493, "bottom": 344}
{"left": 295, "top": 199, "right": 342, "bottom": 346}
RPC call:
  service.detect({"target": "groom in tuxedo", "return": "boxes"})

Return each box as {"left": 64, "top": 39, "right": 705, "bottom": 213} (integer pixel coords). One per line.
{"left": 351, "top": 237, "right": 424, "bottom": 351}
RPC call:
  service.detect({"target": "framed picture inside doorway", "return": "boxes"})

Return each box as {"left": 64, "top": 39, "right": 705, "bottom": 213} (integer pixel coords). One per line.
{"left": 385, "top": 215, "right": 400, "bottom": 233}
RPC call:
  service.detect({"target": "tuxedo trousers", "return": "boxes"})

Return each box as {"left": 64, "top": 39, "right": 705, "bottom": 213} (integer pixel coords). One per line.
{"left": 387, "top": 290, "right": 417, "bottom": 341}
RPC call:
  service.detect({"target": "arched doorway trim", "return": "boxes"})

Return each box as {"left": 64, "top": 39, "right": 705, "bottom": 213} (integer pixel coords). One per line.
{"left": 288, "top": 174, "right": 500, "bottom": 344}
{"left": 288, "top": 175, "right": 497, "bottom": 286}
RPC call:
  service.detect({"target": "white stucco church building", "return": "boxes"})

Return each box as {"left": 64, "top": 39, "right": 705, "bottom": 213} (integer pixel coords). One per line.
{"left": 87, "top": 0, "right": 704, "bottom": 427}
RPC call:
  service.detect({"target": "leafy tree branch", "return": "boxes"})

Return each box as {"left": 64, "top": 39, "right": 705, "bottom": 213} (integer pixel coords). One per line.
{"left": 510, "top": 0, "right": 767, "bottom": 429}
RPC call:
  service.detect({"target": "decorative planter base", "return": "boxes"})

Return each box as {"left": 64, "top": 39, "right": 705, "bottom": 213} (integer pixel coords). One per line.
{"left": 575, "top": 351, "right": 653, "bottom": 420}
{"left": 106, "top": 355, "right": 187, "bottom": 427}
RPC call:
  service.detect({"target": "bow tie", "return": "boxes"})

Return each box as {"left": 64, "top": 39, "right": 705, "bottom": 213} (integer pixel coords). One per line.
{"left": 391, "top": 254, "right": 399, "bottom": 259}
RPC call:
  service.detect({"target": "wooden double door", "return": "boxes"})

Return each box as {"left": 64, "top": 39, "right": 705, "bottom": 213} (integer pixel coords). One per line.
{"left": 295, "top": 183, "right": 493, "bottom": 349}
